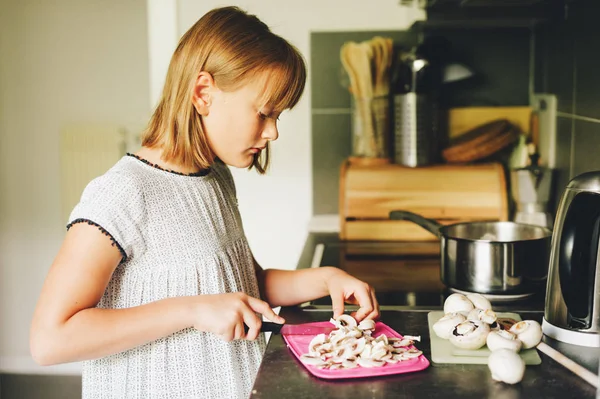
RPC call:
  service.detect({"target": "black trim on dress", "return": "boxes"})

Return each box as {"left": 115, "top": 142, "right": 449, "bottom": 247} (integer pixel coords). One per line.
{"left": 126, "top": 153, "right": 211, "bottom": 177}
{"left": 66, "top": 218, "right": 127, "bottom": 261}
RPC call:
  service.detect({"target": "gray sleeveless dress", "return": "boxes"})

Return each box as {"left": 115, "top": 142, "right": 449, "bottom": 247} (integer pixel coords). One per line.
{"left": 68, "top": 154, "right": 265, "bottom": 399}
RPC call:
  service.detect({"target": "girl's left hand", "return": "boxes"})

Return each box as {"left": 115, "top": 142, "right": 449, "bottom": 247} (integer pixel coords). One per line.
{"left": 324, "top": 268, "right": 380, "bottom": 322}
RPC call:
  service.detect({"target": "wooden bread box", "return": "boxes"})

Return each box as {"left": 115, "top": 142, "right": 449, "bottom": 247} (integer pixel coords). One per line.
{"left": 339, "top": 158, "right": 509, "bottom": 241}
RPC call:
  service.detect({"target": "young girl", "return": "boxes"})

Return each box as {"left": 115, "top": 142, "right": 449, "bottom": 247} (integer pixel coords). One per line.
{"left": 30, "top": 6, "right": 379, "bottom": 399}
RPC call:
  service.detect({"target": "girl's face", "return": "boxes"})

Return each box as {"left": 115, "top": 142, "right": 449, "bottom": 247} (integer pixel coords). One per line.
{"left": 198, "top": 72, "right": 280, "bottom": 169}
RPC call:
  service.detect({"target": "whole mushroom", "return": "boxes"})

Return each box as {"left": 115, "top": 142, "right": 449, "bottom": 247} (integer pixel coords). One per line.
{"left": 449, "top": 320, "right": 490, "bottom": 350}
{"left": 443, "top": 293, "right": 475, "bottom": 315}
{"left": 433, "top": 312, "right": 466, "bottom": 339}
{"left": 486, "top": 330, "right": 522, "bottom": 353}
{"left": 467, "top": 308, "right": 497, "bottom": 325}
{"left": 509, "top": 320, "right": 542, "bottom": 349}
{"left": 488, "top": 348, "right": 526, "bottom": 384}
{"left": 467, "top": 308, "right": 500, "bottom": 332}
{"left": 466, "top": 293, "right": 492, "bottom": 311}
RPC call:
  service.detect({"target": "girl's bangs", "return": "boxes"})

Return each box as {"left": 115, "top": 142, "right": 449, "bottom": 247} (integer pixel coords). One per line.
{"left": 257, "top": 56, "right": 306, "bottom": 112}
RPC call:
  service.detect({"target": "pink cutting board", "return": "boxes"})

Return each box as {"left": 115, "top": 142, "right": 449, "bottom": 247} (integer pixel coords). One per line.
{"left": 282, "top": 321, "right": 430, "bottom": 380}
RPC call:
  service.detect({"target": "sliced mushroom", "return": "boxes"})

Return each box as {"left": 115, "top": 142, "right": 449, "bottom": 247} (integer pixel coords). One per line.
{"left": 370, "top": 347, "right": 388, "bottom": 361}
{"left": 308, "top": 333, "right": 327, "bottom": 354}
{"left": 358, "top": 319, "right": 376, "bottom": 331}
{"left": 393, "top": 338, "right": 415, "bottom": 347}
{"left": 336, "top": 314, "right": 358, "bottom": 328}
{"left": 341, "top": 358, "right": 359, "bottom": 369}
{"left": 373, "top": 335, "right": 389, "bottom": 346}
{"left": 346, "top": 328, "right": 363, "bottom": 339}
{"left": 351, "top": 337, "right": 367, "bottom": 355}
{"left": 360, "top": 344, "right": 373, "bottom": 359}
{"left": 301, "top": 314, "right": 423, "bottom": 369}
{"left": 357, "top": 357, "right": 386, "bottom": 368}
{"left": 402, "top": 348, "right": 423, "bottom": 359}
{"left": 300, "top": 354, "right": 327, "bottom": 366}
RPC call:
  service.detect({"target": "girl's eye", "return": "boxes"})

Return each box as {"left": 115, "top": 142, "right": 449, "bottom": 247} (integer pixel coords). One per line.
{"left": 258, "top": 111, "right": 280, "bottom": 121}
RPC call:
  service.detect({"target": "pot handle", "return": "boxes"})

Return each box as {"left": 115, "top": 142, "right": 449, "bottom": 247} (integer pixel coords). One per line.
{"left": 389, "top": 210, "right": 443, "bottom": 237}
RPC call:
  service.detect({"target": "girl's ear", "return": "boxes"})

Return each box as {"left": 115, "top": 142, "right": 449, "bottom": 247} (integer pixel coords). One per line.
{"left": 192, "top": 71, "right": 215, "bottom": 116}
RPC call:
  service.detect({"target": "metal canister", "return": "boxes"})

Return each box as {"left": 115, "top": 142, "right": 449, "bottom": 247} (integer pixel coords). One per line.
{"left": 392, "top": 93, "right": 439, "bottom": 167}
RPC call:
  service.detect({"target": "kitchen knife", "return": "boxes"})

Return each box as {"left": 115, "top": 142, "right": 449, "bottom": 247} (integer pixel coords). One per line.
{"left": 245, "top": 322, "right": 335, "bottom": 336}
{"left": 262, "top": 322, "right": 336, "bottom": 335}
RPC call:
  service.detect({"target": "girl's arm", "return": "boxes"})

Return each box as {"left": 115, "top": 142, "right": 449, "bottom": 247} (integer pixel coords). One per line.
{"left": 254, "top": 261, "right": 333, "bottom": 305}
{"left": 30, "top": 223, "right": 197, "bottom": 365}
{"left": 30, "top": 223, "right": 281, "bottom": 366}
{"left": 254, "top": 261, "right": 380, "bottom": 321}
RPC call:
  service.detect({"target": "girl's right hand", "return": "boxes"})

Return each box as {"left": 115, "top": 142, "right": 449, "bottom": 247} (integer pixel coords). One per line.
{"left": 192, "top": 292, "right": 284, "bottom": 342}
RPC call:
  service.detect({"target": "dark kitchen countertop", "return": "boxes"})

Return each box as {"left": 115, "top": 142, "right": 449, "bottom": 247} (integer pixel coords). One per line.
{"left": 250, "top": 233, "right": 600, "bottom": 398}
{"left": 250, "top": 308, "right": 599, "bottom": 399}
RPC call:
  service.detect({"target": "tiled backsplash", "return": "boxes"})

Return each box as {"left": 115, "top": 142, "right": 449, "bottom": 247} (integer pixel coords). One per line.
{"left": 535, "top": 0, "right": 600, "bottom": 210}
{"left": 310, "top": 30, "right": 418, "bottom": 215}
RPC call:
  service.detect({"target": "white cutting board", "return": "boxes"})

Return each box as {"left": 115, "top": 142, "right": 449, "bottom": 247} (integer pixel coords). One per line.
{"left": 427, "top": 311, "right": 542, "bottom": 365}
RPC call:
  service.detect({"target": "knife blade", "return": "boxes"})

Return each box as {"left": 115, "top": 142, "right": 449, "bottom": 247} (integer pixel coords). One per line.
{"left": 261, "top": 322, "right": 335, "bottom": 336}
{"left": 244, "top": 322, "right": 335, "bottom": 336}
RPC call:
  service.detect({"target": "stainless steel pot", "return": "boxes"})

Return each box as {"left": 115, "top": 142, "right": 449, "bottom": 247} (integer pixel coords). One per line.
{"left": 390, "top": 210, "right": 552, "bottom": 295}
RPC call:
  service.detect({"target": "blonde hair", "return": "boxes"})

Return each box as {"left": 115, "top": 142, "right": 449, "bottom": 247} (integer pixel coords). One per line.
{"left": 142, "top": 6, "right": 306, "bottom": 174}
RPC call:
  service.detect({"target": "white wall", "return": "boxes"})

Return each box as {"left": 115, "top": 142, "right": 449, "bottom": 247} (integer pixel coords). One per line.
{"left": 0, "top": 0, "right": 150, "bottom": 373}
{"left": 174, "top": 0, "right": 425, "bottom": 273}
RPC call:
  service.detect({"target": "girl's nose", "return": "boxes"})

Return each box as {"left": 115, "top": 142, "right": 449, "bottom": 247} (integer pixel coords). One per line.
{"left": 262, "top": 122, "right": 279, "bottom": 142}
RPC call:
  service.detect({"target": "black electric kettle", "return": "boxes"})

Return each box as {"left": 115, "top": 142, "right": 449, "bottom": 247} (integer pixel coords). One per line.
{"left": 543, "top": 171, "right": 600, "bottom": 347}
